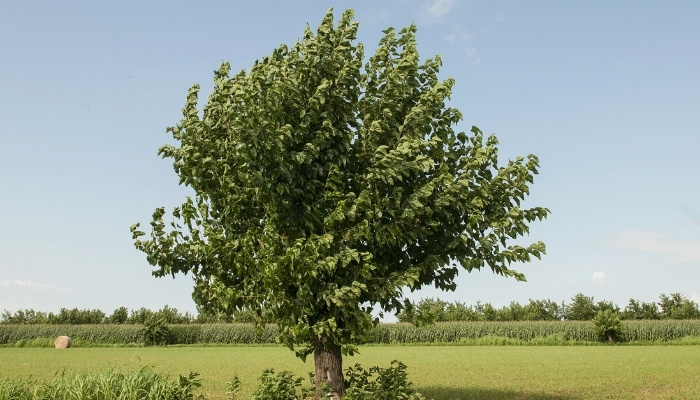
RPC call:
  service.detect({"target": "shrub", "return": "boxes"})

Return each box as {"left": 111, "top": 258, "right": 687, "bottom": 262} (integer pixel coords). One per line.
{"left": 250, "top": 369, "right": 312, "bottom": 400}
{"left": 593, "top": 309, "right": 623, "bottom": 342}
{"left": 226, "top": 376, "right": 242, "bottom": 400}
{"left": 142, "top": 315, "right": 171, "bottom": 346}
{"left": 344, "top": 360, "right": 424, "bottom": 400}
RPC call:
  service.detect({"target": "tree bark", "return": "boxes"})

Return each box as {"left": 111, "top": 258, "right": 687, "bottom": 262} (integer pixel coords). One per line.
{"left": 314, "top": 340, "right": 345, "bottom": 400}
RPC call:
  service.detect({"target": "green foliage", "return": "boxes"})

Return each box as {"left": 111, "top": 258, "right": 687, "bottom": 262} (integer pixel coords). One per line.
{"left": 156, "top": 305, "right": 196, "bottom": 324}
{"left": 226, "top": 376, "right": 242, "bottom": 400}
{"left": 0, "top": 305, "right": 194, "bottom": 325}
{"left": 131, "top": 8, "right": 548, "bottom": 360}
{"left": 398, "top": 298, "right": 564, "bottom": 323}
{"left": 176, "top": 371, "right": 205, "bottom": 400}
{"left": 250, "top": 369, "right": 312, "bottom": 400}
{"left": 0, "top": 308, "right": 105, "bottom": 325}
{"left": 658, "top": 292, "right": 700, "bottom": 319}
{"left": 56, "top": 308, "right": 106, "bottom": 324}
{"left": 393, "top": 293, "right": 695, "bottom": 325}
{"left": 397, "top": 298, "right": 452, "bottom": 325}
{"left": 593, "top": 309, "right": 623, "bottom": 342}
{"left": 128, "top": 307, "right": 155, "bottom": 324}
{"left": 129, "top": 305, "right": 194, "bottom": 325}
{"left": 565, "top": 293, "right": 597, "bottom": 320}
{"left": 622, "top": 298, "right": 660, "bottom": 320}
{"left": 0, "top": 367, "right": 203, "bottom": 400}
{"left": 109, "top": 306, "right": 130, "bottom": 324}
{"left": 142, "top": 315, "right": 172, "bottom": 346}
{"left": 344, "top": 361, "right": 424, "bottom": 400}
{"left": 0, "top": 309, "right": 49, "bottom": 325}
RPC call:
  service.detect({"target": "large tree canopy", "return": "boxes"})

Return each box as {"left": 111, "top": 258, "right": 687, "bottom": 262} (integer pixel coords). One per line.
{"left": 132, "top": 9, "right": 548, "bottom": 398}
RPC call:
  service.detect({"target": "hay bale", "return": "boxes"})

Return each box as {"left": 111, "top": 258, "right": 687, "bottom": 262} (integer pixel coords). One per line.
{"left": 54, "top": 336, "right": 72, "bottom": 349}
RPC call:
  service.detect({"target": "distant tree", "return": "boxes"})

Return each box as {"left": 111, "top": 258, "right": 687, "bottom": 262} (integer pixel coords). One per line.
{"left": 595, "top": 300, "right": 620, "bottom": 314}
{"left": 195, "top": 305, "right": 234, "bottom": 324}
{"left": 565, "top": 293, "right": 597, "bottom": 320}
{"left": 109, "top": 307, "right": 129, "bottom": 324}
{"left": 0, "top": 309, "right": 48, "bottom": 324}
{"left": 659, "top": 293, "right": 700, "bottom": 319}
{"left": 128, "top": 307, "right": 153, "bottom": 324}
{"left": 473, "top": 301, "right": 499, "bottom": 321}
{"left": 397, "top": 298, "right": 450, "bottom": 325}
{"left": 153, "top": 305, "right": 194, "bottom": 324}
{"left": 523, "top": 299, "right": 562, "bottom": 321}
{"left": 444, "top": 301, "right": 480, "bottom": 322}
{"left": 497, "top": 301, "right": 525, "bottom": 321}
{"left": 0, "top": 310, "right": 12, "bottom": 324}
{"left": 47, "top": 308, "right": 105, "bottom": 324}
{"left": 621, "top": 299, "right": 660, "bottom": 320}
{"left": 131, "top": 9, "right": 548, "bottom": 398}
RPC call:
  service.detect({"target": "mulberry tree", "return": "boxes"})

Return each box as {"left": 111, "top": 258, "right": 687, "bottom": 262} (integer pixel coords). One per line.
{"left": 132, "top": 9, "right": 548, "bottom": 399}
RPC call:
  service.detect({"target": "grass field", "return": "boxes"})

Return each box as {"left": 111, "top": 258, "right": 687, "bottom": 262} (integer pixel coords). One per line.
{"left": 1, "top": 345, "right": 699, "bottom": 399}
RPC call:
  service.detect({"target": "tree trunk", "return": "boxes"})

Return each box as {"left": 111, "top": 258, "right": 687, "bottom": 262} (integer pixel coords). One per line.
{"left": 314, "top": 340, "right": 345, "bottom": 400}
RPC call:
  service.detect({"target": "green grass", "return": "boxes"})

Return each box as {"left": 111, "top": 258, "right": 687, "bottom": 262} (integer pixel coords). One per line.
{"left": 1, "top": 346, "right": 699, "bottom": 399}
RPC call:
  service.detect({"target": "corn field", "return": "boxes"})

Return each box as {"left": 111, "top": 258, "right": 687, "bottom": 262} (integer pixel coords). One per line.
{"left": 1, "top": 321, "right": 699, "bottom": 346}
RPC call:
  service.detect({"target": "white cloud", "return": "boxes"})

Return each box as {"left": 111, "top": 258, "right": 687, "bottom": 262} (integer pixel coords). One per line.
{"left": 16, "top": 279, "right": 51, "bottom": 289}
{"left": 691, "top": 294, "right": 700, "bottom": 304}
{"left": 2, "top": 279, "right": 53, "bottom": 290}
{"left": 610, "top": 230, "right": 700, "bottom": 262}
{"left": 591, "top": 272, "right": 608, "bottom": 287}
{"left": 424, "top": 0, "right": 456, "bottom": 20}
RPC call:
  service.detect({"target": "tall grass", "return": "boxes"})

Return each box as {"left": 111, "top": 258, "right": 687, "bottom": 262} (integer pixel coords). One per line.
{"left": 0, "top": 367, "right": 202, "bottom": 400}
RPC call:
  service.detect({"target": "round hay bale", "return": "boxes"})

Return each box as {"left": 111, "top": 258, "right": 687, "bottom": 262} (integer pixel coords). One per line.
{"left": 54, "top": 336, "right": 72, "bottom": 349}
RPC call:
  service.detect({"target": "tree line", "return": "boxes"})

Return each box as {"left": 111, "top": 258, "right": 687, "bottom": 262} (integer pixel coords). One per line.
{"left": 397, "top": 292, "right": 700, "bottom": 324}
{"left": 0, "top": 305, "right": 268, "bottom": 325}
{"left": 3, "top": 292, "right": 698, "bottom": 325}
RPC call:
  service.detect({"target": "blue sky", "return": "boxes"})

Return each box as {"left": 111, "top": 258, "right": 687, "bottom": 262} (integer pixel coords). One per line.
{"left": 2, "top": 1, "right": 699, "bottom": 319}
